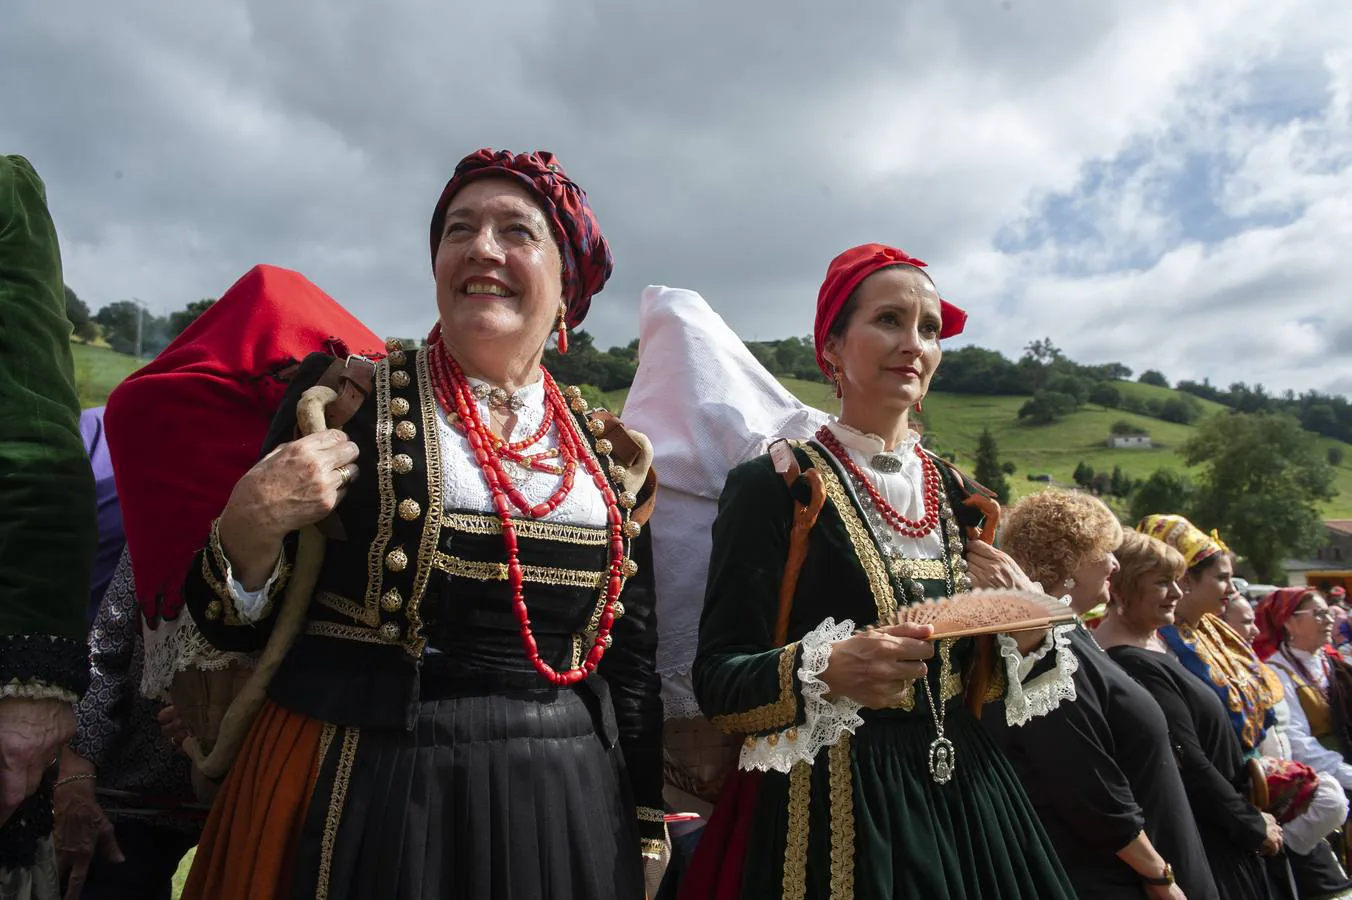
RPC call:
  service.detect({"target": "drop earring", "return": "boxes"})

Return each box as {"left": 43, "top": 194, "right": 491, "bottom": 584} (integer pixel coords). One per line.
{"left": 556, "top": 304, "right": 569, "bottom": 354}
{"left": 915, "top": 399, "right": 924, "bottom": 414}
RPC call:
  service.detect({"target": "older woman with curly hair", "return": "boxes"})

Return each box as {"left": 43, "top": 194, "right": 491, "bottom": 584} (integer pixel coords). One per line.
{"left": 986, "top": 490, "right": 1216, "bottom": 900}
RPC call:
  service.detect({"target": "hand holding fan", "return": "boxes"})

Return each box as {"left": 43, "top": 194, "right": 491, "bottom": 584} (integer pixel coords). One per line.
{"left": 881, "top": 588, "right": 1075, "bottom": 641}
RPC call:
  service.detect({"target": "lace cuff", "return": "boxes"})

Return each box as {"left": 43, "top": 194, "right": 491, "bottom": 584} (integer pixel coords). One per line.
{"left": 226, "top": 552, "right": 286, "bottom": 623}
{"left": 0, "top": 679, "right": 78, "bottom": 703}
{"left": 998, "top": 623, "right": 1079, "bottom": 727}
{"left": 739, "top": 617, "right": 863, "bottom": 773}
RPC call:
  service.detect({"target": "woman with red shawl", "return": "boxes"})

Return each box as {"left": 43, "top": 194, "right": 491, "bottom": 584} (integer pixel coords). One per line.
{"left": 170, "top": 150, "right": 664, "bottom": 899}
{"left": 1255, "top": 588, "right": 1352, "bottom": 791}
{"left": 681, "top": 245, "right": 1076, "bottom": 899}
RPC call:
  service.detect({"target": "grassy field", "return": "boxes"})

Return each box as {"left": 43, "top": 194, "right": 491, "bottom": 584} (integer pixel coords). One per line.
{"left": 73, "top": 344, "right": 1352, "bottom": 517}
{"left": 72, "top": 342, "right": 145, "bottom": 408}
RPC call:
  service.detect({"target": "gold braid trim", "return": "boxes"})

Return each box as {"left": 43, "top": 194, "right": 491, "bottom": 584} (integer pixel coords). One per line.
{"left": 363, "top": 358, "right": 397, "bottom": 620}
{"left": 405, "top": 349, "right": 441, "bottom": 657}
{"left": 940, "top": 638, "right": 963, "bottom": 704}
{"left": 709, "top": 642, "right": 800, "bottom": 734}
{"left": 431, "top": 552, "right": 607, "bottom": 589}
{"left": 317, "top": 726, "right": 360, "bottom": 900}
{"left": 886, "top": 558, "right": 949, "bottom": 581}
{"left": 441, "top": 512, "right": 610, "bottom": 545}
{"left": 828, "top": 734, "right": 855, "bottom": 899}
{"left": 801, "top": 444, "right": 896, "bottom": 622}
{"left": 783, "top": 761, "right": 812, "bottom": 900}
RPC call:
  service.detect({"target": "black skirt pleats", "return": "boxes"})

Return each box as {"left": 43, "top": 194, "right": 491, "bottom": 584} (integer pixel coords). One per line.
{"left": 292, "top": 681, "right": 645, "bottom": 900}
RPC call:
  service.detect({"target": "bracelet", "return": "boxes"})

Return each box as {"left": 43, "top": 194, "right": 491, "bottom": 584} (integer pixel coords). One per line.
{"left": 53, "top": 773, "right": 96, "bottom": 789}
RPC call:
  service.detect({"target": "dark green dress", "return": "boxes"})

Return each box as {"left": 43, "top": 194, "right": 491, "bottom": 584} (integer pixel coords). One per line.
{"left": 688, "top": 442, "right": 1075, "bottom": 900}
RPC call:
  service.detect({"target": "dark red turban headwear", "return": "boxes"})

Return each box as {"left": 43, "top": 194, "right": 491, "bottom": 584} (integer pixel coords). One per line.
{"left": 813, "top": 243, "right": 968, "bottom": 378}
{"left": 105, "top": 265, "right": 382, "bottom": 623}
{"left": 1253, "top": 587, "right": 1320, "bottom": 660}
{"left": 429, "top": 149, "right": 613, "bottom": 329}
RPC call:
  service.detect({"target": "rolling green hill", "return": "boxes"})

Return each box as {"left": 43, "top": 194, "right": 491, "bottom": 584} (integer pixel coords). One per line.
{"left": 70, "top": 344, "right": 1352, "bottom": 518}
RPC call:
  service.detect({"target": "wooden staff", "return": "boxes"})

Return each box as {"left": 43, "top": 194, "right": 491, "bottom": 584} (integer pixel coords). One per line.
{"left": 962, "top": 493, "right": 1002, "bottom": 717}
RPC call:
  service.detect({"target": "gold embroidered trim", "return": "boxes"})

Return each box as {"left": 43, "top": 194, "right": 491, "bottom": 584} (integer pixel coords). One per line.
{"left": 802, "top": 443, "right": 896, "bottom": 622}
{"left": 891, "top": 680, "right": 916, "bottom": 711}
{"left": 306, "top": 620, "right": 390, "bottom": 645}
{"left": 316, "top": 590, "right": 379, "bottom": 627}
{"left": 405, "top": 349, "right": 440, "bottom": 657}
{"left": 783, "top": 761, "right": 811, "bottom": 900}
{"left": 317, "top": 726, "right": 360, "bottom": 900}
{"left": 640, "top": 837, "right": 669, "bottom": 860}
{"left": 364, "top": 358, "right": 397, "bottom": 622}
{"left": 440, "top": 512, "right": 610, "bottom": 546}
{"left": 828, "top": 734, "right": 855, "bottom": 898}
{"left": 316, "top": 722, "right": 336, "bottom": 772}
{"left": 710, "top": 642, "right": 800, "bottom": 734}
{"left": 887, "top": 558, "right": 949, "bottom": 581}
{"left": 431, "top": 552, "right": 607, "bottom": 589}
{"left": 636, "top": 806, "right": 666, "bottom": 823}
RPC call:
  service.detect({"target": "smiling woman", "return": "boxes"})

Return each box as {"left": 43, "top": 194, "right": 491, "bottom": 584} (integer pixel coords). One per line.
{"left": 177, "top": 149, "right": 665, "bottom": 900}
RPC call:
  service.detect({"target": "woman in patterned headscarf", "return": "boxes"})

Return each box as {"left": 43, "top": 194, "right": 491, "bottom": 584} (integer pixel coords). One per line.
{"left": 178, "top": 149, "right": 665, "bottom": 900}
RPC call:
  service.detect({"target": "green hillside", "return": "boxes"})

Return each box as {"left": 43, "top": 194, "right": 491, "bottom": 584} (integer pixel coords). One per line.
{"left": 69, "top": 343, "right": 1352, "bottom": 518}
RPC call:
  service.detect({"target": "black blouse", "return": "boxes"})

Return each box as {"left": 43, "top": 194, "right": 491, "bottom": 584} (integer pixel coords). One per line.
{"left": 1108, "top": 645, "right": 1271, "bottom": 900}
{"left": 985, "top": 627, "right": 1217, "bottom": 899}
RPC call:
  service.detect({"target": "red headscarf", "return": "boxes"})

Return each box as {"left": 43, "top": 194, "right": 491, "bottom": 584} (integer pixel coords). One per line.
{"left": 104, "top": 265, "right": 382, "bottom": 623}
{"left": 813, "top": 243, "right": 968, "bottom": 378}
{"left": 429, "top": 149, "right": 613, "bottom": 329}
{"left": 1253, "top": 587, "right": 1319, "bottom": 660}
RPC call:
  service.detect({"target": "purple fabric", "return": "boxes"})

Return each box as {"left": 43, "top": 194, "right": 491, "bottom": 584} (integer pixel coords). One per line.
{"left": 81, "top": 406, "right": 125, "bottom": 622}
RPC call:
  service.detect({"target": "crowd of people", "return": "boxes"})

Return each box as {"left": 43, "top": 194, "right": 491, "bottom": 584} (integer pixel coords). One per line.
{"left": 2, "top": 147, "right": 1352, "bottom": 900}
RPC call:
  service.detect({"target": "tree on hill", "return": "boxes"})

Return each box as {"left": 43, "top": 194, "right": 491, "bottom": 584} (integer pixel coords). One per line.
{"left": 1088, "top": 382, "right": 1121, "bottom": 409}
{"left": 1109, "top": 465, "right": 1134, "bottom": 499}
{"left": 1129, "top": 469, "right": 1196, "bottom": 524}
{"left": 1073, "top": 461, "right": 1096, "bottom": 489}
{"left": 1018, "top": 390, "right": 1078, "bottom": 425}
{"left": 1138, "top": 370, "right": 1169, "bottom": 388}
{"left": 94, "top": 300, "right": 168, "bottom": 357}
{"left": 1157, "top": 395, "right": 1202, "bottom": 425}
{"left": 930, "top": 346, "right": 1026, "bottom": 395}
{"left": 168, "top": 298, "right": 217, "bottom": 338}
{"left": 1330, "top": 446, "right": 1345, "bottom": 467}
{"left": 1181, "top": 412, "right": 1337, "bottom": 581}
{"left": 65, "top": 286, "right": 98, "bottom": 342}
{"left": 1111, "top": 420, "right": 1148, "bottom": 436}
{"left": 972, "top": 427, "right": 1012, "bottom": 502}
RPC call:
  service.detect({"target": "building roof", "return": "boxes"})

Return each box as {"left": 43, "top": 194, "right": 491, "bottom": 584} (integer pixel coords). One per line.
{"left": 1328, "top": 520, "right": 1352, "bottom": 537}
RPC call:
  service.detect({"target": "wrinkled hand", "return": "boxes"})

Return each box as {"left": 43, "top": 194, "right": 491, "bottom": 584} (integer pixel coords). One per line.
{"left": 54, "top": 751, "right": 123, "bottom": 900}
{"left": 820, "top": 623, "right": 935, "bottom": 709}
{"left": 965, "top": 541, "right": 1036, "bottom": 592}
{"left": 1260, "top": 812, "right": 1284, "bottom": 856}
{"left": 223, "top": 429, "right": 359, "bottom": 540}
{"left": 156, "top": 705, "right": 189, "bottom": 753}
{"left": 0, "top": 697, "right": 75, "bottom": 826}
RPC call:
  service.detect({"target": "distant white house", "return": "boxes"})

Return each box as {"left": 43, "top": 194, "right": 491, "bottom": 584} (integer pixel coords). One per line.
{"left": 1107, "top": 434, "right": 1153, "bottom": 449}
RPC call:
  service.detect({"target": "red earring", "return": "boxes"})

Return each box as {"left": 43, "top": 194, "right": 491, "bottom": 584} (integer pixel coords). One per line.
{"left": 556, "top": 306, "right": 569, "bottom": 355}
{"left": 915, "top": 399, "right": 924, "bottom": 413}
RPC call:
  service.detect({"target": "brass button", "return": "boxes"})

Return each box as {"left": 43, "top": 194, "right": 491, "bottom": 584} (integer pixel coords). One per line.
{"left": 621, "top": 558, "right": 639, "bottom": 578}
{"left": 608, "top": 464, "right": 627, "bottom": 483}
{"left": 395, "top": 420, "right": 417, "bottom": 441}
{"left": 380, "top": 588, "right": 404, "bottom": 611}
{"left": 390, "top": 397, "right": 410, "bottom": 417}
{"left": 767, "top": 732, "right": 780, "bottom": 747}
{"left": 379, "top": 622, "right": 402, "bottom": 642}
{"left": 588, "top": 417, "right": 607, "bottom": 436}
{"left": 392, "top": 454, "right": 414, "bottom": 475}
{"left": 205, "top": 600, "right": 222, "bottom": 621}
{"left": 398, "top": 499, "right": 422, "bottom": 521}
{"left": 594, "top": 438, "right": 613, "bottom": 456}
{"left": 564, "top": 385, "right": 582, "bottom": 400}
{"left": 391, "top": 370, "right": 411, "bottom": 389}
{"left": 570, "top": 397, "right": 588, "bottom": 413}
{"left": 602, "top": 633, "right": 614, "bottom": 649}
{"left": 611, "top": 601, "right": 626, "bottom": 620}
{"left": 622, "top": 520, "right": 642, "bottom": 539}
{"left": 386, "top": 548, "right": 409, "bottom": 572}
{"left": 387, "top": 350, "right": 407, "bottom": 367}
{"left": 617, "top": 491, "right": 637, "bottom": 510}
{"left": 384, "top": 337, "right": 403, "bottom": 352}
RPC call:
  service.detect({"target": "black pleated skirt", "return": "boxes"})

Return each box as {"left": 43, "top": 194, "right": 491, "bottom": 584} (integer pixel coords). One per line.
{"left": 291, "top": 676, "right": 644, "bottom": 900}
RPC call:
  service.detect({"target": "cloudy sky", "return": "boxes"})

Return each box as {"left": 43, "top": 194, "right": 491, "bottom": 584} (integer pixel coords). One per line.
{"left": 4, "top": 0, "right": 1350, "bottom": 395}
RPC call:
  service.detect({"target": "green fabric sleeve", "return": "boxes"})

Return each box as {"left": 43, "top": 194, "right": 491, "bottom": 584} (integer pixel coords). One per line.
{"left": 0, "top": 155, "right": 95, "bottom": 694}
{"left": 693, "top": 456, "right": 806, "bottom": 736}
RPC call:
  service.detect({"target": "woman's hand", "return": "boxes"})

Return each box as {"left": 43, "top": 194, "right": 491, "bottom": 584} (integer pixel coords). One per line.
{"left": 217, "top": 429, "right": 359, "bottom": 589}
{"left": 156, "top": 705, "right": 189, "bottom": 753}
{"left": 53, "top": 751, "right": 123, "bottom": 900}
{"left": 820, "top": 623, "right": 935, "bottom": 709}
{"left": 965, "top": 541, "right": 1036, "bottom": 592}
{"left": 1260, "top": 812, "right": 1284, "bottom": 855}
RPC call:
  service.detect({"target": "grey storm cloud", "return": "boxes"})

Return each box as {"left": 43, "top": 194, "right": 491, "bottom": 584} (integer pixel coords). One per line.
{"left": 3, "top": 0, "right": 1349, "bottom": 395}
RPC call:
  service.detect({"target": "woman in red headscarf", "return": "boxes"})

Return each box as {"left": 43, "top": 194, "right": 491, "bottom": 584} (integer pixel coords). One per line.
{"left": 1255, "top": 588, "right": 1352, "bottom": 791}
{"left": 177, "top": 150, "right": 664, "bottom": 900}
{"left": 681, "top": 245, "right": 1077, "bottom": 899}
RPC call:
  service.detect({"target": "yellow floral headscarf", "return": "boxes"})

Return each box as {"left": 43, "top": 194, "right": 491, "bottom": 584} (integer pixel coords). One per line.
{"left": 1137, "top": 514, "right": 1230, "bottom": 570}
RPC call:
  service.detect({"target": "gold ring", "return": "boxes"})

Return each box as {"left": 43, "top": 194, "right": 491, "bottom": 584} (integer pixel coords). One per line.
{"left": 336, "top": 464, "right": 353, "bottom": 488}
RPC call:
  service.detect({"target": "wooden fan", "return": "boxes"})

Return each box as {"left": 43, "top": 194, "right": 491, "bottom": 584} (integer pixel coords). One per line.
{"left": 882, "top": 588, "right": 1076, "bottom": 640}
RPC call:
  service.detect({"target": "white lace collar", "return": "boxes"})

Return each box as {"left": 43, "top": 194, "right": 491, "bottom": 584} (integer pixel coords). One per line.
{"left": 825, "top": 419, "right": 921, "bottom": 456}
